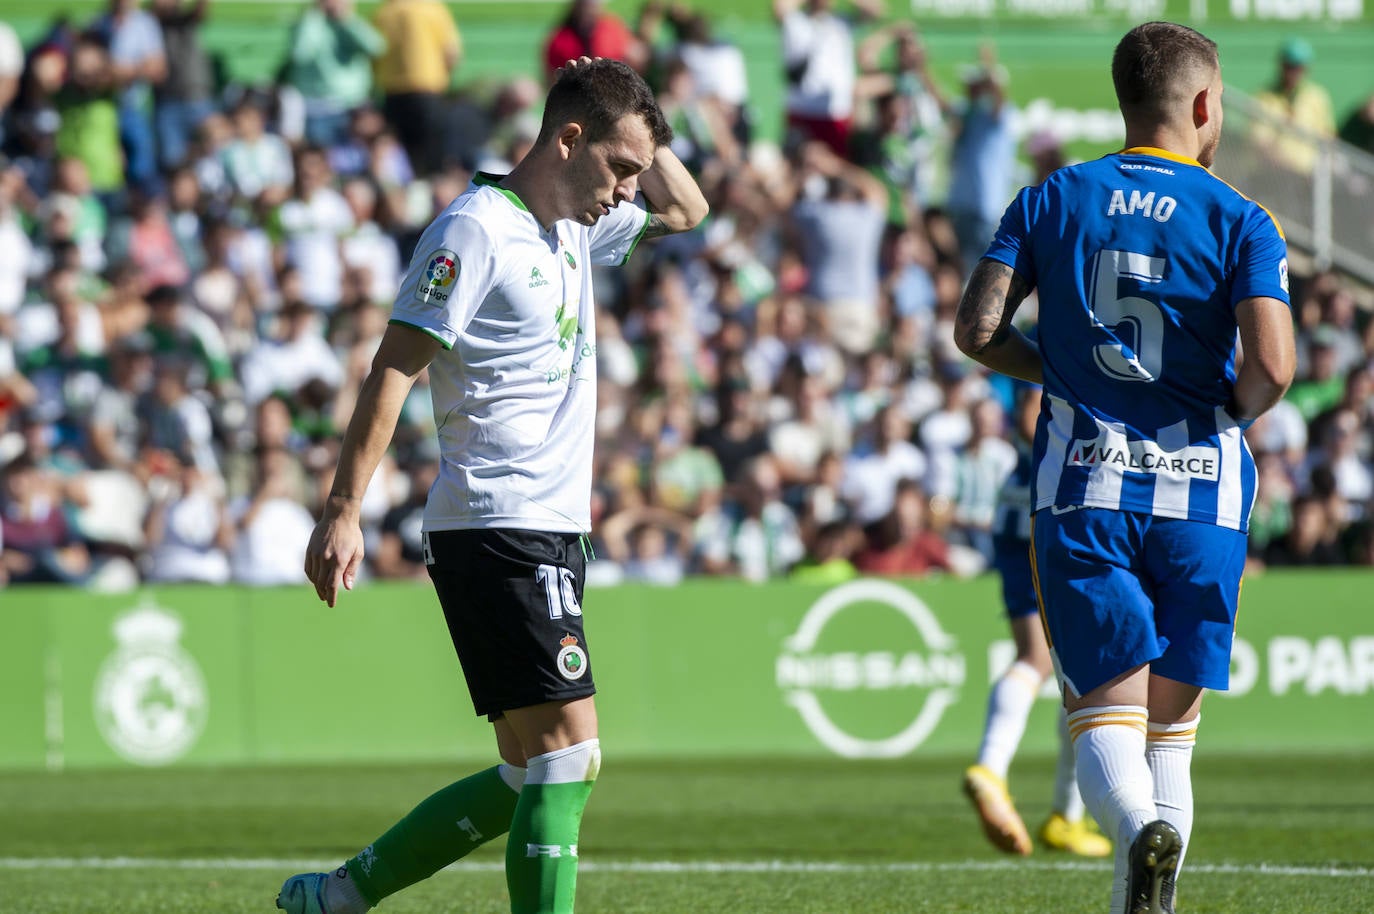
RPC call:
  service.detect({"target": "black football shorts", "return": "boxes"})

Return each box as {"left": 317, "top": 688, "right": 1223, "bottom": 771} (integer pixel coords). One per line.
{"left": 425, "top": 528, "right": 595, "bottom": 720}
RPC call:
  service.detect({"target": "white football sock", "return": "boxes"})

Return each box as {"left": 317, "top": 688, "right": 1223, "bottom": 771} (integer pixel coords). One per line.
{"left": 977, "top": 661, "right": 1043, "bottom": 779}
{"left": 324, "top": 865, "right": 370, "bottom": 914}
{"left": 1068, "top": 705, "right": 1154, "bottom": 914}
{"left": 498, "top": 762, "right": 528, "bottom": 793}
{"left": 1147, "top": 716, "right": 1198, "bottom": 877}
{"left": 1053, "top": 707, "right": 1086, "bottom": 822}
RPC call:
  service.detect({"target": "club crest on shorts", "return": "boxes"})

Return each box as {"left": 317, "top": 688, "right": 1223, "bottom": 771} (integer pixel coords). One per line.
{"left": 557, "top": 633, "right": 588, "bottom": 681}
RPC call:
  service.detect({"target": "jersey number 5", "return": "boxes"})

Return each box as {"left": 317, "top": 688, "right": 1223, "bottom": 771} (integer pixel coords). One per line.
{"left": 1089, "top": 249, "right": 1166, "bottom": 383}
{"left": 536, "top": 564, "right": 582, "bottom": 620}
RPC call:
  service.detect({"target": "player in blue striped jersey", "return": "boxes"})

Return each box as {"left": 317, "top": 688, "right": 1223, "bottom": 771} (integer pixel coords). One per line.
{"left": 954, "top": 22, "right": 1296, "bottom": 914}
{"left": 964, "top": 383, "right": 1111, "bottom": 859}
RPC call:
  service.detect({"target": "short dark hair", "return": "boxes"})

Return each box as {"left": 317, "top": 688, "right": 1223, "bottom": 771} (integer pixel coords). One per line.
{"left": 536, "top": 59, "right": 673, "bottom": 149}
{"left": 1112, "top": 21, "right": 1219, "bottom": 120}
{"left": 146, "top": 284, "right": 181, "bottom": 308}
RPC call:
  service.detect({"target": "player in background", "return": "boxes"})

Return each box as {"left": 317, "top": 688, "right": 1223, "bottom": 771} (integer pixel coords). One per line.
{"left": 963, "top": 382, "right": 1111, "bottom": 860}
{"left": 279, "top": 58, "right": 707, "bottom": 914}
{"left": 954, "top": 21, "right": 1294, "bottom": 914}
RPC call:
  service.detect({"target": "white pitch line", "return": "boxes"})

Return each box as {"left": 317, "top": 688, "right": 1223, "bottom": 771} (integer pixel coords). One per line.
{"left": 0, "top": 858, "right": 1370, "bottom": 879}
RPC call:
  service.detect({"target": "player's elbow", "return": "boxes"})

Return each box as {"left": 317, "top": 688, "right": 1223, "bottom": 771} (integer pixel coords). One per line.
{"left": 677, "top": 197, "right": 709, "bottom": 233}
{"left": 953, "top": 328, "right": 978, "bottom": 359}
{"left": 953, "top": 316, "right": 994, "bottom": 361}
{"left": 1234, "top": 354, "right": 1295, "bottom": 419}
{"left": 1260, "top": 352, "right": 1296, "bottom": 395}
{"left": 1246, "top": 341, "right": 1297, "bottom": 401}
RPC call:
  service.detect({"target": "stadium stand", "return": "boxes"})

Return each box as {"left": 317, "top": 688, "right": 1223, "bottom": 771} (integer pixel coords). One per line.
{"left": 1, "top": 2, "right": 1372, "bottom": 590}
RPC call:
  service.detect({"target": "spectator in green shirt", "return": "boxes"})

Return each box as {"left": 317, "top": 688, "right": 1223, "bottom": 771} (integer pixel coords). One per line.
{"left": 1286, "top": 326, "right": 1347, "bottom": 422}
{"left": 284, "top": 0, "right": 386, "bottom": 146}
{"left": 56, "top": 35, "right": 124, "bottom": 198}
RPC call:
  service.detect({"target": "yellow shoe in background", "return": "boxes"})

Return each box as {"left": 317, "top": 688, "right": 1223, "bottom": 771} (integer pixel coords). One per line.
{"left": 1039, "top": 812, "right": 1113, "bottom": 857}
{"left": 962, "top": 765, "right": 1033, "bottom": 855}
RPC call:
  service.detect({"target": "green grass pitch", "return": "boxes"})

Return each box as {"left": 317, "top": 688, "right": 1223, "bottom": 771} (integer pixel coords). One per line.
{"left": 1, "top": 753, "right": 1370, "bottom": 912}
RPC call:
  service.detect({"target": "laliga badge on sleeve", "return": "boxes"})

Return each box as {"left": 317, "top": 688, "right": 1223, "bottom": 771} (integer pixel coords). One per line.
{"left": 415, "top": 249, "right": 460, "bottom": 306}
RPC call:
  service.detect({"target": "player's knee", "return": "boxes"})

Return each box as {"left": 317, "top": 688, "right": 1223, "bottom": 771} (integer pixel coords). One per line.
{"left": 498, "top": 762, "right": 527, "bottom": 792}
{"left": 527, "top": 738, "right": 601, "bottom": 786}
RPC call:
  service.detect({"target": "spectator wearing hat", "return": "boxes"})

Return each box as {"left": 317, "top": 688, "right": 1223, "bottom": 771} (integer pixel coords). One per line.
{"left": 1254, "top": 36, "right": 1335, "bottom": 173}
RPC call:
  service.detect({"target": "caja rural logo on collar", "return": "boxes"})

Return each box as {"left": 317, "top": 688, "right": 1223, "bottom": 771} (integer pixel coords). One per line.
{"left": 415, "top": 249, "right": 459, "bottom": 305}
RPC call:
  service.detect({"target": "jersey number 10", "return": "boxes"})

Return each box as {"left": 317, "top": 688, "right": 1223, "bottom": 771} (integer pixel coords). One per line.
{"left": 536, "top": 564, "right": 583, "bottom": 620}
{"left": 1089, "top": 248, "right": 1166, "bottom": 383}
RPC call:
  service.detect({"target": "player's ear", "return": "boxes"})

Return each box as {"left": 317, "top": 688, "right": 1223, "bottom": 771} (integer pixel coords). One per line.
{"left": 1192, "top": 85, "right": 1212, "bottom": 129}
{"left": 557, "top": 122, "right": 584, "bottom": 161}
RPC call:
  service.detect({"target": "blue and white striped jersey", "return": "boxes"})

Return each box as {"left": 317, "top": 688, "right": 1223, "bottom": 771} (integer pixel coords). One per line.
{"left": 983, "top": 147, "right": 1290, "bottom": 531}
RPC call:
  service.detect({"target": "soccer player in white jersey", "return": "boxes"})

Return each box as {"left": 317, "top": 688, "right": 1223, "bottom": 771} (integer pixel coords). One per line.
{"left": 955, "top": 22, "right": 1295, "bottom": 914}
{"left": 279, "top": 58, "right": 707, "bottom": 914}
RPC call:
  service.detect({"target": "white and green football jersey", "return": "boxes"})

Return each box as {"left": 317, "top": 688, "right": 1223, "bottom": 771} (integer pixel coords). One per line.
{"left": 389, "top": 173, "right": 651, "bottom": 533}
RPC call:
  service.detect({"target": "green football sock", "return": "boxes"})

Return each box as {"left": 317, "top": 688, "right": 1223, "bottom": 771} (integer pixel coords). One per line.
{"left": 505, "top": 739, "right": 600, "bottom": 914}
{"left": 345, "top": 764, "right": 524, "bottom": 907}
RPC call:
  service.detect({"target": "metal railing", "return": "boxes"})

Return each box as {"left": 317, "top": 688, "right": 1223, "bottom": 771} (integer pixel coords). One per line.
{"left": 1213, "top": 88, "right": 1374, "bottom": 284}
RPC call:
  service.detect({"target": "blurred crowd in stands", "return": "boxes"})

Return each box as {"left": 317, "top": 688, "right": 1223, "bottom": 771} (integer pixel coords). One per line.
{"left": 1, "top": 0, "right": 1372, "bottom": 591}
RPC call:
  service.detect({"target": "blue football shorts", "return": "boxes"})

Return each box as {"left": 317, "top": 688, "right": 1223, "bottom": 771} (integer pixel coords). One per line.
{"left": 992, "top": 535, "right": 1039, "bottom": 620}
{"left": 1030, "top": 507, "right": 1246, "bottom": 696}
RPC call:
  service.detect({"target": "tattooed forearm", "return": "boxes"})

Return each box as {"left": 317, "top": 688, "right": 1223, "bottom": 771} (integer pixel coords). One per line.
{"left": 642, "top": 214, "right": 672, "bottom": 239}
{"left": 954, "top": 259, "right": 1031, "bottom": 356}
{"left": 953, "top": 258, "right": 1042, "bottom": 383}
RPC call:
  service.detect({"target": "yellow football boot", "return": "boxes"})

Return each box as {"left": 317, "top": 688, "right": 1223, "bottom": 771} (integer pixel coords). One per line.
{"left": 962, "top": 765, "right": 1032, "bottom": 855}
{"left": 1039, "top": 812, "right": 1113, "bottom": 857}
